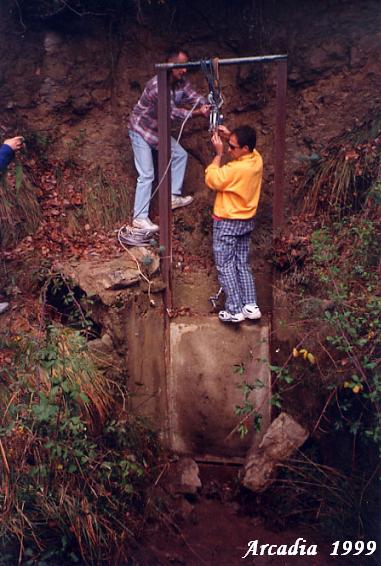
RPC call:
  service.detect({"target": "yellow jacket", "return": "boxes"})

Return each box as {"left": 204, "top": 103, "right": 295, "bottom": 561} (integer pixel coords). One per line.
{"left": 205, "top": 150, "right": 263, "bottom": 219}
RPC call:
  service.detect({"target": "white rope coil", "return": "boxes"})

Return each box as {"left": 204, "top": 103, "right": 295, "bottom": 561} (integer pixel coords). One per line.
{"left": 118, "top": 225, "right": 157, "bottom": 248}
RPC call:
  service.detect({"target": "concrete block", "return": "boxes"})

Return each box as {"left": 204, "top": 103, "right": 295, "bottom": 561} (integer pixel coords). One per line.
{"left": 168, "top": 316, "right": 271, "bottom": 460}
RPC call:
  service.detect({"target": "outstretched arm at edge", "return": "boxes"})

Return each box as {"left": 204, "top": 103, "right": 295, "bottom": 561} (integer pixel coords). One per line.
{"left": 0, "top": 144, "right": 15, "bottom": 172}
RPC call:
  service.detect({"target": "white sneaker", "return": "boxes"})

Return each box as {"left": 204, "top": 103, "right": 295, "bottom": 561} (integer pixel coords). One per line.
{"left": 172, "top": 195, "right": 194, "bottom": 210}
{"left": 218, "top": 310, "right": 245, "bottom": 323}
{"left": 0, "top": 302, "right": 9, "bottom": 314}
{"left": 242, "top": 304, "right": 262, "bottom": 320}
{"left": 132, "top": 217, "right": 159, "bottom": 233}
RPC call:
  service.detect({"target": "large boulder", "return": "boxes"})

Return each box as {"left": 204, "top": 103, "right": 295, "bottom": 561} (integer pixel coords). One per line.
{"left": 166, "top": 457, "right": 202, "bottom": 496}
{"left": 242, "top": 413, "right": 309, "bottom": 493}
{"left": 56, "top": 249, "right": 160, "bottom": 305}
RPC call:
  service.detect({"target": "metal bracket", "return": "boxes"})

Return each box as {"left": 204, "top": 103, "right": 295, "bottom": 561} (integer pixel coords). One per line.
{"left": 208, "top": 287, "right": 223, "bottom": 310}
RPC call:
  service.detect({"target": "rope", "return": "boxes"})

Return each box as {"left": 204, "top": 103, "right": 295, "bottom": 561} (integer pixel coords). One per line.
{"left": 117, "top": 225, "right": 157, "bottom": 248}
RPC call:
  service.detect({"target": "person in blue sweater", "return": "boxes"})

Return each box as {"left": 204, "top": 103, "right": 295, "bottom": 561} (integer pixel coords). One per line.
{"left": 0, "top": 136, "right": 24, "bottom": 172}
{"left": 0, "top": 136, "right": 24, "bottom": 314}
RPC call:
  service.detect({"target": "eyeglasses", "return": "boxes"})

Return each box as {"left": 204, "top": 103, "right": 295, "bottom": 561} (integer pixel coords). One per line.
{"left": 228, "top": 142, "right": 240, "bottom": 150}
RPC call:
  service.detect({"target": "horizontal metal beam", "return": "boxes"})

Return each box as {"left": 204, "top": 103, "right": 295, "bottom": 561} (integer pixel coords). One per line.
{"left": 156, "top": 54, "right": 288, "bottom": 71}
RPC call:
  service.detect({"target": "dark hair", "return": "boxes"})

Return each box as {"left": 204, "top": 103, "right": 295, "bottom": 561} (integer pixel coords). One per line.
{"left": 165, "top": 45, "right": 189, "bottom": 62}
{"left": 232, "top": 125, "right": 257, "bottom": 152}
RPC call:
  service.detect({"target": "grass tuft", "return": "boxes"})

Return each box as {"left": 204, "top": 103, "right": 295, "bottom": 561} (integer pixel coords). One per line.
{"left": 83, "top": 167, "right": 131, "bottom": 229}
{"left": 300, "top": 111, "right": 381, "bottom": 219}
{"left": 0, "top": 164, "right": 41, "bottom": 247}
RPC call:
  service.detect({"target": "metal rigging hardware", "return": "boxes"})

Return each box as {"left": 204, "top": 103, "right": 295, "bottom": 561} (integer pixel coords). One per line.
{"left": 201, "top": 58, "right": 224, "bottom": 132}
{"left": 208, "top": 287, "right": 223, "bottom": 310}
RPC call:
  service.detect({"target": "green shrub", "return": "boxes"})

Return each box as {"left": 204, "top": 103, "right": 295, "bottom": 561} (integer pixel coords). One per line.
{"left": 0, "top": 325, "right": 159, "bottom": 565}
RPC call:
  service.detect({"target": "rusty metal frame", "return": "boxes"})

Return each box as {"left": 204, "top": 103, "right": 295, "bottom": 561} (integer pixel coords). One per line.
{"left": 156, "top": 54, "right": 287, "bottom": 311}
{"left": 157, "top": 68, "right": 172, "bottom": 308}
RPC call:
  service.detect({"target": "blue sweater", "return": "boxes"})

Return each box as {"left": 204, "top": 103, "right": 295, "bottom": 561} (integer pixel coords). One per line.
{"left": 0, "top": 144, "right": 15, "bottom": 172}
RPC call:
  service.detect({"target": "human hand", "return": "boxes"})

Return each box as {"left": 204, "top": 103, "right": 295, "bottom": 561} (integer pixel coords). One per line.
{"left": 199, "top": 104, "right": 210, "bottom": 117}
{"left": 4, "top": 136, "right": 24, "bottom": 151}
{"left": 211, "top": 131, "right": 223, "bottom": 155}
{"left": 217, "top": 125, "right": 231, "bottom": 139}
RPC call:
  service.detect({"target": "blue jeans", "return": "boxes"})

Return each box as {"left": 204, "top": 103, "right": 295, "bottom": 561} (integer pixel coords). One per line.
{"left": 129, "top": 130, "right": 188, "bottom": 219}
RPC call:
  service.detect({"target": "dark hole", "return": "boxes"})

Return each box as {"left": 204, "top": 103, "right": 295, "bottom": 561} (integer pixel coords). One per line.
{"left": 45, "top": 277, "right": 102, "bottom": 340}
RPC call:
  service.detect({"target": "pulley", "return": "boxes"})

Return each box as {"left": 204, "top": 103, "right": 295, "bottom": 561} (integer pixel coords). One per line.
{"left": 201, "top": 57, "right": 224, "bottom": 132}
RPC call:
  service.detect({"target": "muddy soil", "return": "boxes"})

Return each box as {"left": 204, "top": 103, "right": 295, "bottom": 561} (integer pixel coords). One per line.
{"left": 136, "top": 464, "right": 362, "bottom": 566}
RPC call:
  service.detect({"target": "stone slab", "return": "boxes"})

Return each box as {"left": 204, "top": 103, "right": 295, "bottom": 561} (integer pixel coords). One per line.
{"left": 168, "top": 316, "right": 271, "bottom": 460}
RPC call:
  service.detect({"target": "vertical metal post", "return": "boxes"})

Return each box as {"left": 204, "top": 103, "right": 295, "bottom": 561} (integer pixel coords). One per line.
{"left": 157, "top": 68, "right": 173, "bottom": 310}
{"left": 273, "top": 58, "right": 287, "bottom": 232}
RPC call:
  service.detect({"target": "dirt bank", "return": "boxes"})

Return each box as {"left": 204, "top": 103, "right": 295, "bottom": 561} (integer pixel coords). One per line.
{"left": 0, "top": 1, "right": 380, "bottom": 563}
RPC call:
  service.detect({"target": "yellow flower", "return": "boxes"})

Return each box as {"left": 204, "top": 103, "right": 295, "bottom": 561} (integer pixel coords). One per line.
{"left": 299, "top": 348, "right": 308, "bottom": 360}
{"left": 293, "top": 348, "right": 316, "bottom": 364}
{"left": 343, "top": 381, "right": 351, "bottom": 388}
{"left": 352, "top": 385, "right": 361, "bottom": 394}
{"left": 307, "top": 353, "right": 316, "bottom": 365}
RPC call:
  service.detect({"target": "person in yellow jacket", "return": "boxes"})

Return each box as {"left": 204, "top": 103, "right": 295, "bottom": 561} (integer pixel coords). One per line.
{"left": 205, "top": 125, "right": 263, "bottom": 323}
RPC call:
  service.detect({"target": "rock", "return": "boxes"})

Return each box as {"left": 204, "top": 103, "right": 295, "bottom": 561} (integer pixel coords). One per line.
{"left": 88, "top": 334, "right": 113, "bottom": 356}
{"left": 87, "top": 334, "right": 124, "bottom": 376}
{"left": 177, "top": 458, "right": 202, "bottom": 494}
{"left": 101, "top": 333, "right": 113, "bottom": 350}
{"left": 169, "top": 457, "right": 202, "bottom": 495}
{"left": 56, "top": 249, "right": 160, "bottom": 305}
{"left": 242, "top": 413, "right": 309, "bottom": 493}
{"left": 44, "top": 32, "right": 63, "bottom": 54}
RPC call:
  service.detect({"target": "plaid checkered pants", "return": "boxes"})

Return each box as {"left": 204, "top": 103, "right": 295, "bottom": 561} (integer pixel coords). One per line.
{"left": 213, "top": 217, "right": 257, "bottom": 314}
